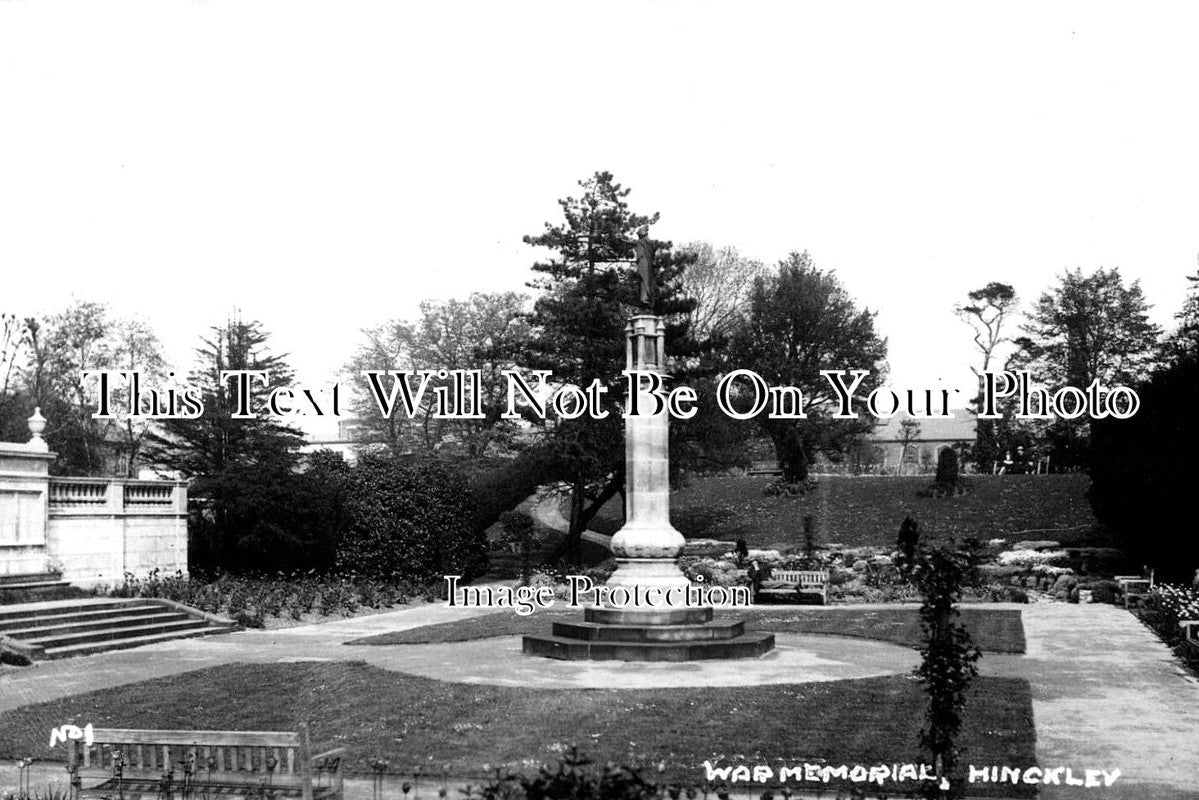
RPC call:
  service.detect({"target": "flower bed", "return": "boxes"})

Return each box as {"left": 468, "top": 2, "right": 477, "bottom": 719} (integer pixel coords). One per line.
{"left": 1137, "top": 584, "right": 1199, "bottom": 674}
{"left": 107, "top": 569, "right": 438, "bottom": 628}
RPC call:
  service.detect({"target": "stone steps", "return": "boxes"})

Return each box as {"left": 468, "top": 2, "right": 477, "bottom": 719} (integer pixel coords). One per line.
{"left": 524, "top": 604, "right": 774, "bottom": 661}
{"left": 0, "top": 600, "right": 163, "bottom": 629}
{"left": 0, "top": 571, "right": 63, "bottom": 586}
{"left": 585, "top": 606, "right": 714, "bottom": 625}
{"left": 523, "top": 630, "right": 775, "bottom": 661}
{"left": 40, "top": 626, "right": 233, "bottom": 659}
{"left": 3, "top": 610, "right": 196, "bottom": 642}
{"left": 0, "top": 571, "right": 74, "bottom": 600}
{"left": 0, "top": 598, "right": 236, "bottom": 660}
{"left": 552, "top": 619, "right": 745, "bottom": 642}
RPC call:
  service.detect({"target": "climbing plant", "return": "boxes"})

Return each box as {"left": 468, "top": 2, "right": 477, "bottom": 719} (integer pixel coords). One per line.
{"left": 900, "top": 537, "right": 982, "bottom": 799}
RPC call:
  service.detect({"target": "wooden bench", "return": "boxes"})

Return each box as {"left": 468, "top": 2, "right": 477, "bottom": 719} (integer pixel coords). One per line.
{"left": 69, "top": 727, "right": 345, "bottom": 800}
{"left": 1180, "top": 620, "right": 1199, "bottom": 655}
{"left": 1114, "top": 573, "right": 1154, "bottom": 609}
{"left": 755, "top": 570, "right": 829, "bottom": 605}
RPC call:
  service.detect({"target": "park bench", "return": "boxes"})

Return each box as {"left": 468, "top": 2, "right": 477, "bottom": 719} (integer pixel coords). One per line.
{"left": 1180, "top": 620, "right": 1199, "bottom": 655}
{"left": 69, "top": 726, "right": 345, "bottom": 800}
{"left": 1114, "top": 573, "right": 1154, "bottom": 609}
{"left": 756, "top": 569, "right": 828, "bottom": 605}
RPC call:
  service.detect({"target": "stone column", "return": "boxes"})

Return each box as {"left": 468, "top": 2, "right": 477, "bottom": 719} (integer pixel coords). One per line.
{"left": 607, "top": 315, "right": 688, "bottom": 593}
{"left": 0, "top": 409, "right": 55, "bottom": 576}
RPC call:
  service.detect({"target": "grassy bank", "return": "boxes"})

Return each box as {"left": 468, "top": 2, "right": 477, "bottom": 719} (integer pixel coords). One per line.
{"left": 588, "top": 474, "right": 1100, "bottom": 549}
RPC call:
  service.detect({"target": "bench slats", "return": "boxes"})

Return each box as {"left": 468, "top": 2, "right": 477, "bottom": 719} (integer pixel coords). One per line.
{"left": 87, "top": 729, "right": 303, "bottom": 748}
{"left": 73, "top": 727, "right": 340, "bottom": 800}
{"left": 772, "top": 570, "right": 828, "bottom": 585}
{"left": 757, "top": 569, "right": 829, "bottom": 604}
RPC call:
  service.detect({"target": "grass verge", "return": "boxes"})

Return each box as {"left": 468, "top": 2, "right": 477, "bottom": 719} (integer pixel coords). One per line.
{"left": 0, "top": 661, "right": 1035, "bottom": 797}
{"left": 349, "top": 606, "right": 1025, "bottom": 653}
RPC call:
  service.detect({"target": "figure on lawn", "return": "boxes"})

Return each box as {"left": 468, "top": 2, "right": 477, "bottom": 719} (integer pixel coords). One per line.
{"left": 897, "top": 516, "right": 921, "bottom": 564}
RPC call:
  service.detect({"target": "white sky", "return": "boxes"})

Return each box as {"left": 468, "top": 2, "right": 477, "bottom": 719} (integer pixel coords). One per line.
{"left": 3, "top": 1, "right": 1198, "bottom": 438}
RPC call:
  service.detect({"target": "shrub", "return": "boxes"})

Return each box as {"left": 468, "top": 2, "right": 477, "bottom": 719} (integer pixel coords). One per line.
{"left": 497, "top": 510, "right": 536, "bottom": 546}
{"left": 188, "top": 450, "right": 351, "bottom": 574}
{"left": 1084, "top": 579, "right": 1120, "bottom": 604}
{"left": 1004, "top": 587, "right": 1029, "bottom": 603}
{"left": 761, "top": 476, "right": 819, "bottom": 497}
{"left": 231, "top": 607, "right": 265, "bottom": 628}
{"left": 1089, "top": 356, "right": 1199, "bottom": 581}
{"left": 1, "top": 643, "right": 34, "bottom": 666}
{"left": 337, "top": 455, "right": 488, "bottom": 582}
{"left": 479, "top": 746, "right": 660, "bottom": 800}
{"left": 935, "top": 447, "right": 960, "bottom": 487}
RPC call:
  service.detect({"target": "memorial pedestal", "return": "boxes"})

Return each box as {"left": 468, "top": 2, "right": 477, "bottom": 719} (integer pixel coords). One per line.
{"left": 523, "top": 315, "right": 774, "bottom": 662}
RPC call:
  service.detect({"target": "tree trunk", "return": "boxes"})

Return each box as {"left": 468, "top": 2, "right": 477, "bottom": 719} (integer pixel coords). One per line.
{"left": 768, "top": 423, "right": 809, "bottom": 483}
{"left": 547, "top": 468, "right": 625, "bottom": 566}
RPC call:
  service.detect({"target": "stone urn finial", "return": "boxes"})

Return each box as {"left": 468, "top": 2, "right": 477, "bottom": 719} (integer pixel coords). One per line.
{"left": 28, "top": 407, "right": 48, "bottom": 451}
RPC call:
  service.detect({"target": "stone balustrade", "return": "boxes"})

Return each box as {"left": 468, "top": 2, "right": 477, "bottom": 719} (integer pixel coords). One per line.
{"left": 49, "top": 477, "right": 186, "bottom": 513}
{"left": 1, "top": 408, "right": 188, "bottom": 586}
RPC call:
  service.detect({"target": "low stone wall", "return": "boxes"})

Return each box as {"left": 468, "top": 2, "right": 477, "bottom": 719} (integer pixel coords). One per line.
{"left": 1, "top": 412, "right": 188, "bottom": 588}
{"left": 46, "top": 478, "right": 188, "bottom": 588}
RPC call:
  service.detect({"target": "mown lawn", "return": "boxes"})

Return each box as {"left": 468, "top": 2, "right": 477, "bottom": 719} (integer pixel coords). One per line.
{"left": 0, "top": 662, "right": 1035, "bottom": 797}
{"left": 351, "top": 606, "right": 1026, "bottom": 653}
{"left": 589, "top": 474, "right": 1100, "bottom": 549}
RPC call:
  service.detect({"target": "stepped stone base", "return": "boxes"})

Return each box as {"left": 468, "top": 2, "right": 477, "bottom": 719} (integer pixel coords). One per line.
{"left": 523, "top": 606, "right": 774, "bottom": 661}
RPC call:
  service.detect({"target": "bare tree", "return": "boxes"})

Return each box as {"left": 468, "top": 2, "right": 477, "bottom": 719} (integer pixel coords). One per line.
{"left": 0, "top": 314, "right": 30, "bottom": 439}
{"left": 898, "top": 417, "right": 922, "bottom": 476}
{"left": 110, "top": 316, "right": 168, "bottom": 476}
{"left": 346, "top": 292, "right": 530, "bottom": 458}
{"left": 677, "top": 242, "right": 768, "bottom": 343}
{"left": 956, "top": 283, "right": 1018, "bottom": 473}
{"left": 955, "top": 282, "right": 1018, "bottom": 376}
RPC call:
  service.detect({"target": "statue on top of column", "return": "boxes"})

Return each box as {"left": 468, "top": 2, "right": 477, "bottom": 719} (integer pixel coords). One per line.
{"left": 632, "top": 225, "right": 656, "bottom": 309}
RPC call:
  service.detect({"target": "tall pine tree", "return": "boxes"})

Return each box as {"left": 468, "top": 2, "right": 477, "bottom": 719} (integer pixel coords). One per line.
{"left": 521, "top": 171, "right": 696, "bottom": 562}
{"left": 144, "top": 316, "right": 323, "bottom": 572}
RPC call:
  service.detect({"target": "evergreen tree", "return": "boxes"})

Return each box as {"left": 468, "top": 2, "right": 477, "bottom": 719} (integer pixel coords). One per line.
{"left": 521, "top": 171, "right": 696, "bottom": 562}
{"left": 144, "top": 315, "right": 319, "bottom": 572}
{"left": 1014, "top": 267, "right": 1160, "bottom": 470}
{"left": 1017, "top": 267, "right": 1159, "bottom": 389}
{"left": 1160, "top": 266, "right": 1199, "bottom": 363}
{"left": 728, "top": 252, "right": 888, "bottom": 482}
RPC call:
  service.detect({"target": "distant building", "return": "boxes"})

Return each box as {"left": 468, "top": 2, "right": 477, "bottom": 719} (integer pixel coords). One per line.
{"left": 866, "top": 411, "right": 976, "bottom": 473}
{"left": 297, "top": 418, "right": 366, "bottom": 465}
{"left": 746, "top": 412, "right": 977, "bottom": 476}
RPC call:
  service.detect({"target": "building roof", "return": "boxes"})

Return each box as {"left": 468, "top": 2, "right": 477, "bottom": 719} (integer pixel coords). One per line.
{"left": 870, "top": 411, "right": 976, "bottom": 443}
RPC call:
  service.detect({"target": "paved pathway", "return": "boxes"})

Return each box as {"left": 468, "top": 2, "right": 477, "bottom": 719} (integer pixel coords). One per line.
{"left": 0, "top": 601, "right": 497, "bottom": 713}
{"left": 980, "top": 603, "right": 1199, "bottom": 800}
{"left": 3, "top": 601, "right": 1199, "bottom": 798}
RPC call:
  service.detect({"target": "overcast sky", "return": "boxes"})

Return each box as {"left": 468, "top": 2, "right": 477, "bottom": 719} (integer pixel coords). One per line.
{"left": 3, "top": 2, "right": 1197, "bottom": 436}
